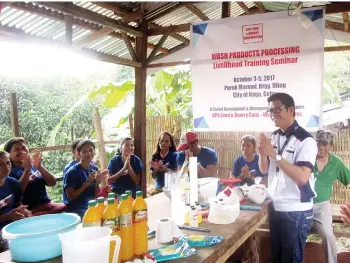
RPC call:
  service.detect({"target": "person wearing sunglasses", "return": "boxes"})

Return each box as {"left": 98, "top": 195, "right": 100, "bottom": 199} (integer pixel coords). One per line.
{"left": 312, "top": 130, "right": 350, "bottom": 263}
{"left": 258, "top": 93, "right": 317, "bottom": 263}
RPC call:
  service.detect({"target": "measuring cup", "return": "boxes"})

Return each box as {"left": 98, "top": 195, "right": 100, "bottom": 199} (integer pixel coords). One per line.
{"left": 58, "top": 227, "right": 120, "bottom": 263}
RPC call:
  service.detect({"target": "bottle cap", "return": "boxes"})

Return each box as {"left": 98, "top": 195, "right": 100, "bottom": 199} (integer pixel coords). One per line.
{"left": 97, "top": 197, "right": 104, "bottom": 203}
{"left": 191, "top": 207, "right": 196, "bottom": 210}
{"left": 107, "top": 198, "right": 115, "bottom": 205}
{"left": 121, "top": 194, "right": 127, "bottom": 200}
{"left": 88, "top": 200, "right": 97, "bottom": 207}
{"left": 136, "top": 191, "right": 143, "bottom": 197}
{"left": 108, "top": 193, "right": 116, "bottom": 199}
{"left": 125, "top": 190, "right": 132, "bottom": 197}
{"left": 195, "top": 201, "right": 199, "bottom": 205}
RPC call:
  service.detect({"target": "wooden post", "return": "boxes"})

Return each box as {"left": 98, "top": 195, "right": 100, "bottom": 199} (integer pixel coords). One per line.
{"left": 134, "top": 18, "right": 148, "bottom": 197}
{"left": 92, "top": 107, "right": 108, "bottom": 170}
{"left": 222, "top": 2, "right": 231, "bottom": 18}
{"left": 128, "top": 114, "right": 134, "bottom": 138}
{"left": 9, "top": 93, "right": 20, "bottom": 137}
{"left": 65, "top": 14, "right": 73, "bottom": 45}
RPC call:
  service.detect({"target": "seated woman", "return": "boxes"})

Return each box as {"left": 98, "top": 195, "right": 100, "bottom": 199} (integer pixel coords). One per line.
{"left": 63, "top": 139, "right": 82, "bottom": 177}
{"left": 0, "top": 151, "right": 31, "bottom": 252}
{"left": 63, "top": 140, "right": 108, "bottom": 218}
{"left": 4, "top": 137, "right": 66, "bottom": 216}
{"left": 147, "top": 132, "right": 177, "bottom": 196}
{"left": 232, "top": 135, "right": 267, "bottom": 186}
{"left": 108, "top": 137, "right": 142, "bottom": 199}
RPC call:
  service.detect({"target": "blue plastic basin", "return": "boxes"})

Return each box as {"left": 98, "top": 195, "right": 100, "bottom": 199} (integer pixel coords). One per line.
{"left": 2, "top": 213, "right": 81, "bottom": 262}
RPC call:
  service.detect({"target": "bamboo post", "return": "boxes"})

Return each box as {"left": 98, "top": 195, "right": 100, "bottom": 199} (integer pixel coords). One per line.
{"left": 10, "top": 93, "right": 20, "bottom": 137}
{"left": 92, "top": 107, "right": 108, "bottom": 170}
{"left": 128, "top": 114, "right": 134, "bottom": 138}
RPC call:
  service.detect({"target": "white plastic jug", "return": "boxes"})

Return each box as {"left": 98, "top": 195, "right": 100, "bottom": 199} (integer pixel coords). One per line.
{"left": 247, "top": 185, "right": 267, "bottom": 205}
{"left": 58, "top": 227, "right": 121, "bottom": 263}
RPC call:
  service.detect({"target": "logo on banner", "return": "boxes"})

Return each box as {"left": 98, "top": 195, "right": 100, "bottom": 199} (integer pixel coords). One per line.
{"left": 242, "top": 23, "right": 263, "bottom": 44}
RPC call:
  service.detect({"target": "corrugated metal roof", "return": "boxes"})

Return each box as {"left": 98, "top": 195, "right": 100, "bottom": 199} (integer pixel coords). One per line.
{"left": 0, "top": 2, "right": 348, "bottom": 65}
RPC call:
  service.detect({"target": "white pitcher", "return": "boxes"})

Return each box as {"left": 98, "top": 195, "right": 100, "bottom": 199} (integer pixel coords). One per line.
{"left": 58, "top": 227, "right": 121, "bottom": 263}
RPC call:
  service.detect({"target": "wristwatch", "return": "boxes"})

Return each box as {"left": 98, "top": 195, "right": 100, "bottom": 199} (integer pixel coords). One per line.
{"left": 275, "top": 154, "right": 282, "bottom": 161}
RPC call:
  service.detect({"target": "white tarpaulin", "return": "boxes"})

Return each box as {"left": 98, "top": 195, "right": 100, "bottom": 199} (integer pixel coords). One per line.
{"left": 190, "top": 7, "right": 325, "bottom": 131}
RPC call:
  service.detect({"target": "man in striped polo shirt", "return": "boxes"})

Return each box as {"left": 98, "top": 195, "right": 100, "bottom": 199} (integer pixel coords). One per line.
{"left": 258, "top": 93, "right": 318, "bottom": 263}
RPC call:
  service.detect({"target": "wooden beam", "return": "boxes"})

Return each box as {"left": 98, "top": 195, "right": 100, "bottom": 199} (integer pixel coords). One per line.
{"left": 184, "top": 3, "right": 209, "bottom": 20}
{"left": 92, "top": 107, "right": 108, "bottom": 170}
{"left": 324, "top": 45, "right": 350, "bottom": 52}
{"left": 9, "top": 93, "right": 20, "bottom": 137}
{"left": 169, "top": 33, "right": 190, "bottom": 45}
{"left": 254, "top": 2, "right": 266, "bottom": 13}
{"left": 121, "top": 31, "right": 137, "bottom": 61}
{"left": 148, "top": 60, "right": 190, "bottom": 68}
{"left": 149, "top": 43, "right": 189, "bottom": 63}
{"left": 148, "top": 23, "right": 190, "bottom": 36}
{"left": 93, "top": 2, "right": 130, "bottom": 17}
{"left": 64, "top": 15, "right": 73, "bottom": 45}
{"left": 9, "top": 2, "right": 168, "bottom": 54}
{"left": 146, "top": 3, "right": 183, "bottom": 22}
{"left": 326, "top": 20, "right": 349, "bottom": 31}
{"left": 134, "top": 19, "right": 148, "bottom": 198}
{"left": 121, "top": 8, "right": 143, "bottom": 24}
{"left": 0, "top": 24, "right": 141, "bottom": 67}
{"left": 147, "top": 27, "right": 173, "bottom": 64}
{"left": 222, "top": 2, "right": 231, "bottom": 18}
{"left": 237, "top": 2, "right": 251, "bottom": 15}
{"left": 326, "top": 2, "right": 350, "bottom": 14}
{"left": 343, "top": 12, "right": 349, "bottom": 32}
{"left": 128, "top": 114, "right": 134, "bottom": 138}
{"left": 75, "top": 26, "right": 115, "bottom": 48}
{"left": 39, "top": 2, "right": 142, "bottom": 37}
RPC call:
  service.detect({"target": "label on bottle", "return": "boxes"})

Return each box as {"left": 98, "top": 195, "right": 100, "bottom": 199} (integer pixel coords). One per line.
{"left": 83, "top": 221, "right": 101, "bottom": 228}
{"left": 133, "top": 209, "right": 147, "bottom": 223}
{"left": 102, "top": 217, "right": 120, "bottom": 232}
{"left": 120, "top": 212, "right": 132, "bottom": 227}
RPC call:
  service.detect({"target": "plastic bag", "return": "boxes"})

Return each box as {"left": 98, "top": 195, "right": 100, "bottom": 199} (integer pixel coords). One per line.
{"left": 147, "top": 237, "right": 196, "bottom": 262}
{"left": 184, "top": 235, "right": 223, "bottom": 247}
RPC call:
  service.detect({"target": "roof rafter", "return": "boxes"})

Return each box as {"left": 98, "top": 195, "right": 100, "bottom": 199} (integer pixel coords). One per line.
{"left": 237, "top": 2, "right": 251, "bottom": 15}
{"left": 145, "top": 2, "right": 183, "bottom": 22}
{"left": 254, "top": 2, "right": 265, "bottom": 13}
{"left": 75, "top": 26, "right": 116, "bottom": 48}
{"left": 184, "top": 3, "right": 209, "bottom": 20}
{"left": 342, "top": 12, "right": 349, "bottom": 32}
{"left": 147, "top": 26, "right": 173, "bottom": 64}
{"left": 325, "top": 2, "right": 350, "bottom": 14}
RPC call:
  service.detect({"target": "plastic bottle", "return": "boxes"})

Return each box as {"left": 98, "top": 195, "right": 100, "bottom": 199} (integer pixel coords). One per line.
{"left": 132, "top": 191, "right": 148, "bottom": 256}
{"left": 108, "top": 192, "right": 118, "bottom": 205}
{"left": 184, "top": 204, "right": 191, "bottom": 225}
{"left": 118, "top": 194, "right": 133, "bottom": 261}
{"left": 83, "top": 200, "right": 101, "bottom": 227}
{"left": 96, "top": 197, "right": 106, "bottom": 218}
{"left": 189, "top": 206, "right": 198, "bottom": 227}
{"left": 195, "top": 201, "right": 203, "bottom": 224}
{"left": 125, "top": 190, "right": 134, "bottom": 207}
{"left": 103, "top": 198, "right": 121, "bottom": 263}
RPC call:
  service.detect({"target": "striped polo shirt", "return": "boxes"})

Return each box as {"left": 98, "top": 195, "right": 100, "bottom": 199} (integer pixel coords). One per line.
{"left": 268, "top": 121, "right": 318, "bottom": 212}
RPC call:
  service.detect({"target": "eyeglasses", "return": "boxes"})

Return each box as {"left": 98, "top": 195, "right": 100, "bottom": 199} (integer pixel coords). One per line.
{"left": 266, "top": 106, "right": 286, "bottom": 115}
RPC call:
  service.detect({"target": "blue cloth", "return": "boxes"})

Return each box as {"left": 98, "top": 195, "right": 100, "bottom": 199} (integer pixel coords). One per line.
{"left": 176, "top": 147, "right": 217, "bottom": 178}
{"left": 63, "top": 163, "right": 99, "bottom": 218}
{"left": 63, "top": 160, "right": 77, "bottom": 177}
{"left": 0, "top": 177, "right": 22, "bottom": 229}
{"left": 232, "top": 154, "right": 267, "bottom": 186}
{"left": 108, "top": 155, "right": 142, "bottom": 198}
{"left": 9, "top": 166, "right": 50, "bottom": 208}
{"left": 150, "top": 151, "right": 177, "bottom": 189}
{"left": 268, "top": 203, "right": 313, "bottom": 263}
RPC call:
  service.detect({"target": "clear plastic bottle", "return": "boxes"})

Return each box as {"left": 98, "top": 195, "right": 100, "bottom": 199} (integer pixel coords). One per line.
{"left": 195, "top": 201, "right": 203, "bottom": 224}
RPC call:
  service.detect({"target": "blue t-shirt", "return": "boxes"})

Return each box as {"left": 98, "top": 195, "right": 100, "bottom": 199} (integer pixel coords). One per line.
{"left": 0, "top": 177, "right": 22, "bottom": 229}
{"left": 232, "top": 154, "right": 267, "bottom": 186}
{"left": 9, "top": 166, "right": 50, "bottom": 208}
{"left": 108, "top": 155, "right": 142, "bottom": 198}
{"left": 150, "top": 151, "right": 178, "bottom": 189}
{"left": 63, "top": 163, "right": 99, "bottom": 218}
{"left": 176, "top": 147, "right": 218, "bottom": 178}
{"left": 63, "top": 160, "right": 77, "bottom": 177}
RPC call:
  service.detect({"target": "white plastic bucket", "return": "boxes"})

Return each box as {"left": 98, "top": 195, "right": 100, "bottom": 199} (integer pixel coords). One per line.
{"left": 58, "top": 227, "right": 120, "bottom": 263}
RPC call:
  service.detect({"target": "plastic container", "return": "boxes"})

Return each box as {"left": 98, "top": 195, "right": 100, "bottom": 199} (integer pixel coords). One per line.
{"left": 132, "top": 191, "right": 148, "bottom": 256}
{"left": 125, "top": 190, "right": 134, "bottom": 206}
{"left": 247, "top": 184, "right": 267, "bottom": 205}
{"left": 103, "top": 198, "right": 121, "bottom": 263}
{"left": 83, "top": 200, "right": 102, "bottom": 227}
{"left": 118, "top": 194, "right": 133, "bottom": 261}
{"left": 2, "top": 213, "right": 80, "bottom": 262}
{"left": 189, "top": 207, "right": 198, "bottom": 227}
{"left": 108, "top": 192, "right": 118, "bottom": 205}
{"left": 195, "top": 202, "right": 203, "bottom": 224}
{"left": 59, "top": 227, "right": 121, "bottom": 263}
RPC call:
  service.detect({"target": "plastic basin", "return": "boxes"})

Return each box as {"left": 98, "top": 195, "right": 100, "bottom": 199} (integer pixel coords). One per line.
{"left": 2, "top": 213, "right": 81, "bottom": 262}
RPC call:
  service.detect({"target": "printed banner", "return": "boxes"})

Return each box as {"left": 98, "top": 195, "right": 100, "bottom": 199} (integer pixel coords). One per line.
{"left": 191, "top": 7, "right": 325, "bottom": 131}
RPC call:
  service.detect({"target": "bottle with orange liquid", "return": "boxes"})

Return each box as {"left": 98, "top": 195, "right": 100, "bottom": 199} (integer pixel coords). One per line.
{"left": 83, "top": 200, "right": 101, "bottom": 227}
{"left": 103, "top": 198, "right": 121, "bottom": 263}
{"left": 125, "top": 190, "right": 134, "bottom": 206}
{"left": 132, "top": 191, "right": 148, "bottom": 256}
{"left": 96, "top": 197, "right": 106, "bottom": 218}
{"left": 118, "top": 194, "right": 133, "bottom": 261}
